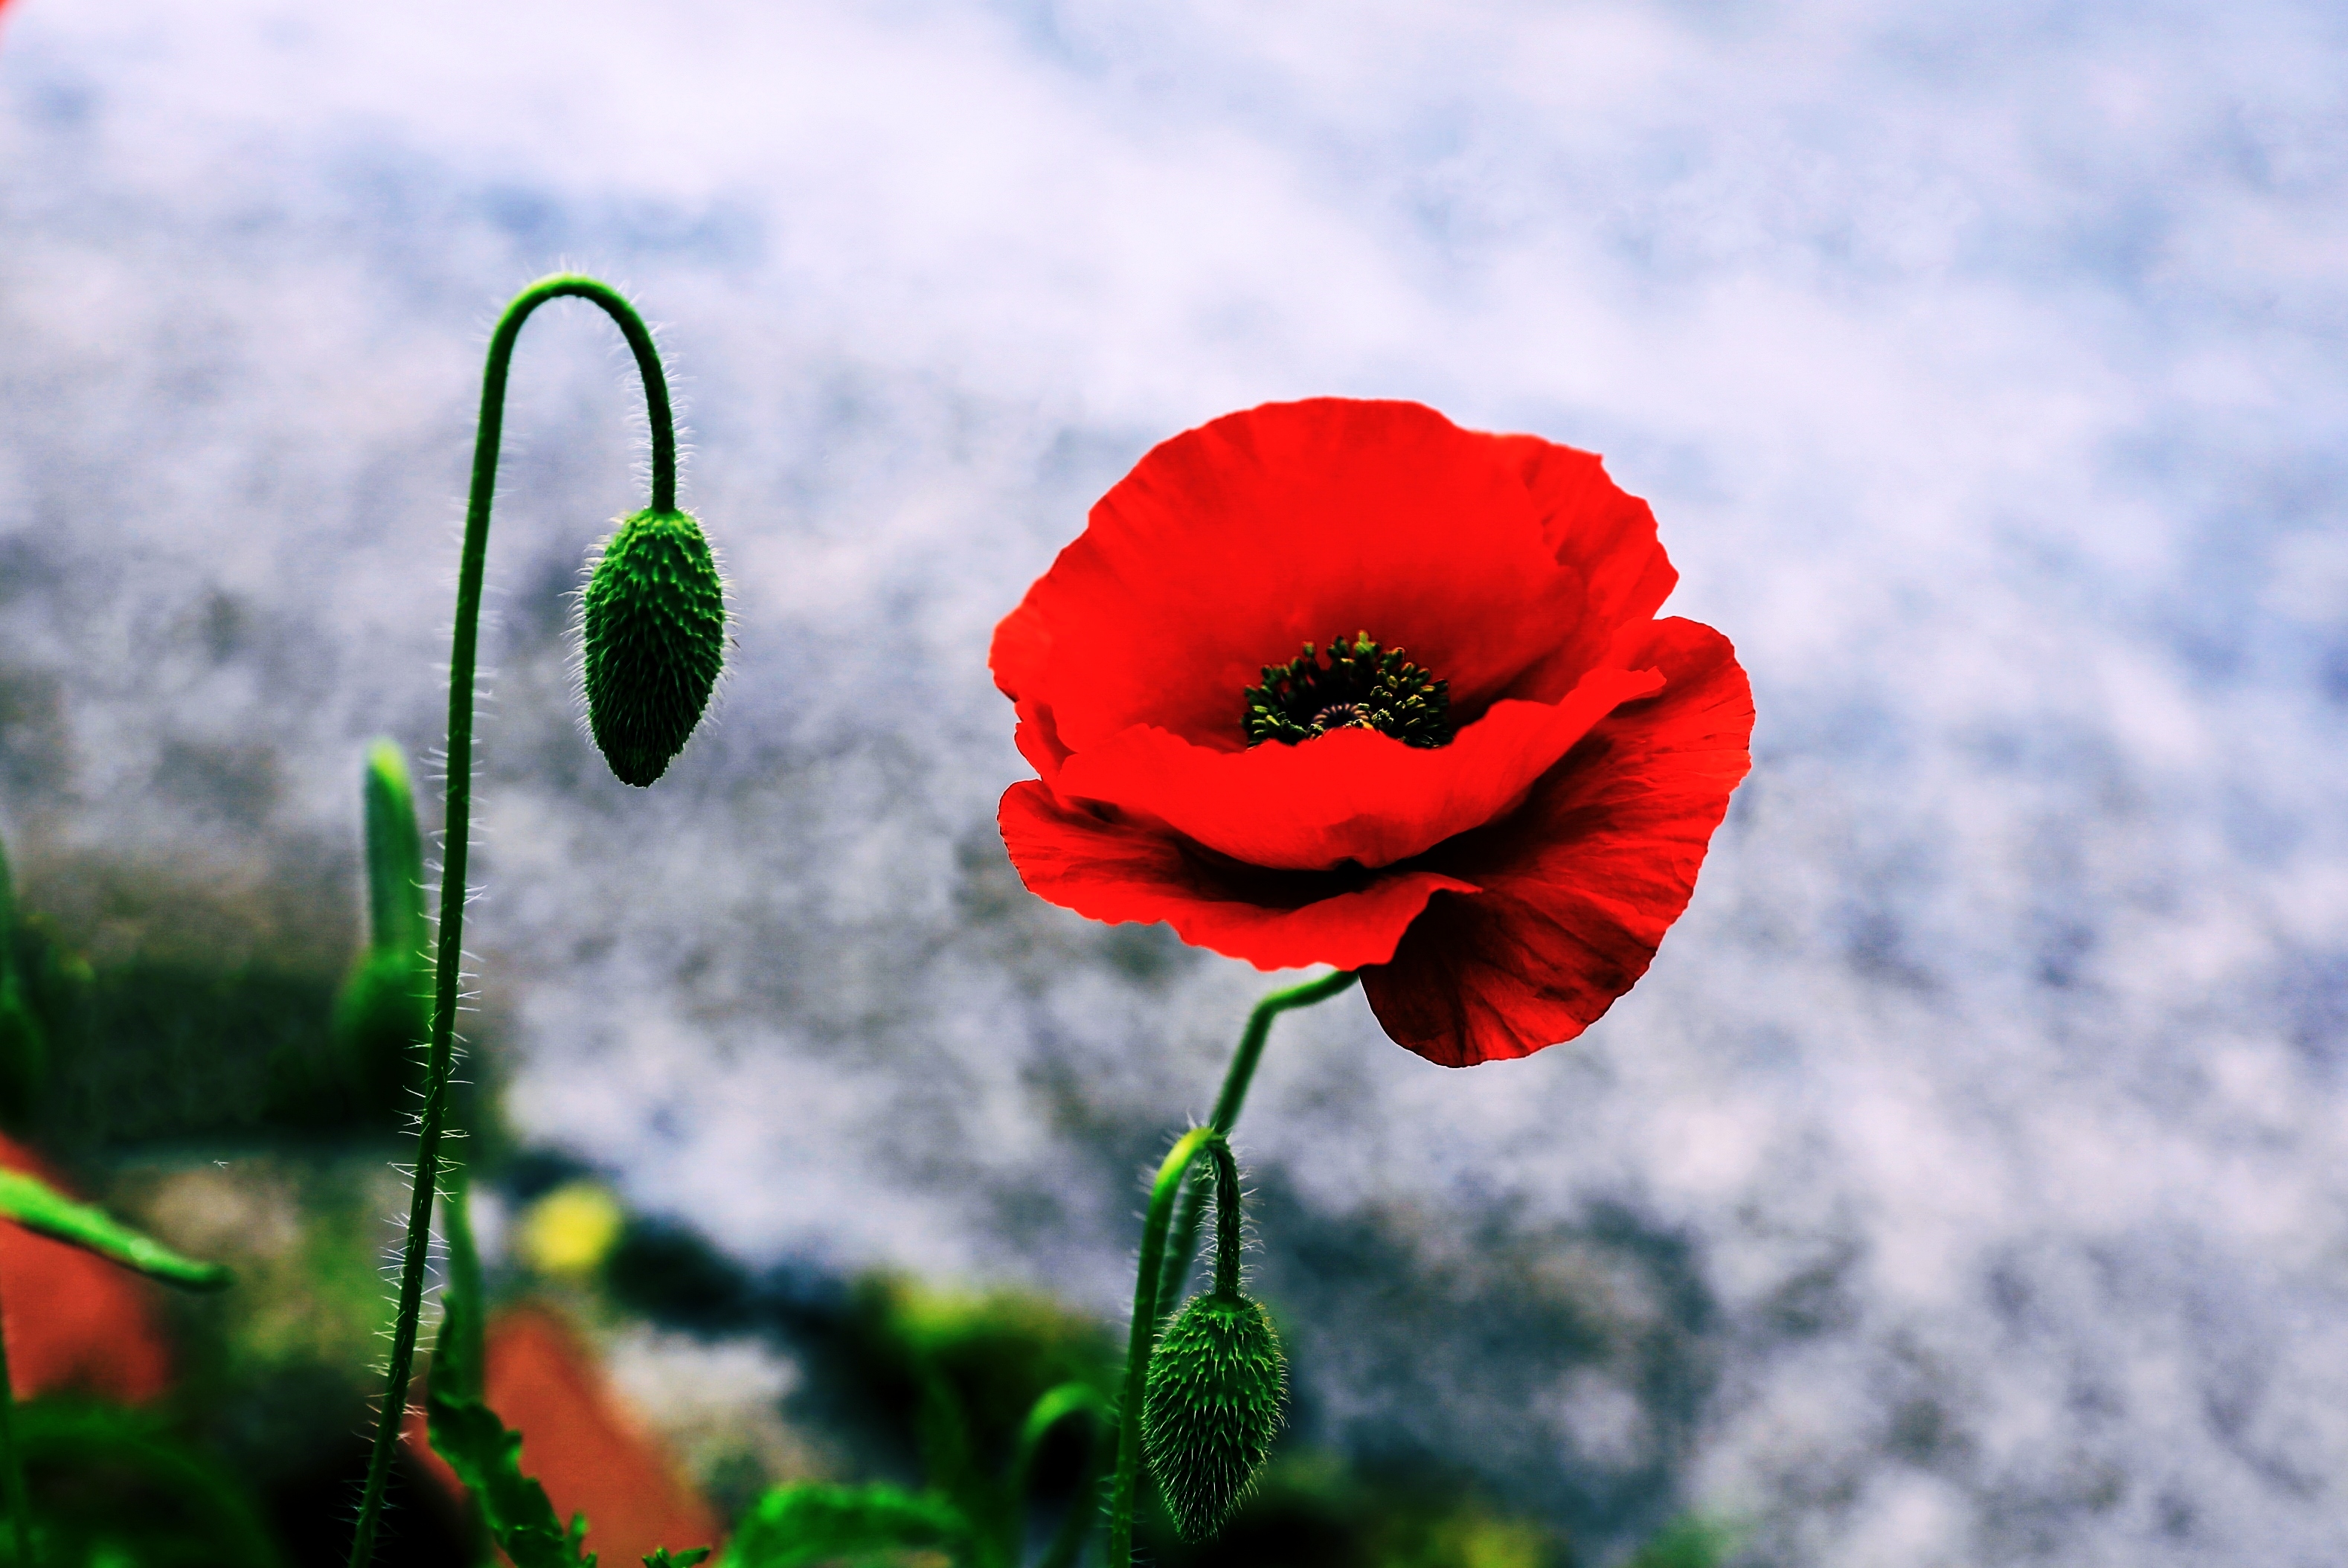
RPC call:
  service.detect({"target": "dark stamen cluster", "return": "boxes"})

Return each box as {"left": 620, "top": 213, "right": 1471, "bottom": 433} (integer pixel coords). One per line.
{"left": 1243, "top": 632, "right": 1453, "bottom": 748}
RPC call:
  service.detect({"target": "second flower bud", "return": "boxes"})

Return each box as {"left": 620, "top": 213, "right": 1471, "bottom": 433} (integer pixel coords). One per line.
{"left": 1141, "top": 1139, "right": 1287, "bottom": 1543}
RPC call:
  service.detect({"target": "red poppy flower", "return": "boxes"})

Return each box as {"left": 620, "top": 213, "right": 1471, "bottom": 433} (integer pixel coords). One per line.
{"left": 992, "top": 399, "right": 1753, "bottom": 1068}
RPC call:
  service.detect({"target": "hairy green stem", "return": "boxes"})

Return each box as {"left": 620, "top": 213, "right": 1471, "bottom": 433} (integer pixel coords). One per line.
{"left": 1207, "top": 1139, "right": 1242, "bottom": 1299}
{"left": 1109, "top": 1125, "right": 1222, "bottom": 1568}
{"left": 1154, "top": 970, "right": 1356, "bottom": 1318}
{"left": 344, "top": 274, "right": 678, "bottom": 1568}
{"left": 0, "top": 1267, "right": 28, "bottom": 1567}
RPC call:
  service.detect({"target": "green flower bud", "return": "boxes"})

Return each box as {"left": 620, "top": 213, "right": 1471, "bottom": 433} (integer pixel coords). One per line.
{"left": 333, "top": 948, "right": 427, "bottom": 1107}
{"left": 335, "top": 742, "right": 431, "bottom": 1109}
{"left": 580, "top": 507, "right": 726, "bottom": 787}
{"left": 1142, "top": 1288, "right": 1287, "bottom": 1543}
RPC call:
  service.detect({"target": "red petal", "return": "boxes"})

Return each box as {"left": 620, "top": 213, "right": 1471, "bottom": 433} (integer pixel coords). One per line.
{"left": 1361, "top": 619, "right": 1754, "bottom": 1067}
{"left": 991, "top": 400, "right": 1587, "bottom": 755}
{"left": 1000, "top": 780, "right": 1479, "bottom": 971}
{"left": 1054, "top": 663, "right": 1664, "bottom": 872}
{"left": 1484, "top": 433, "right": 1681, "bottom": 705}
{"left": 1013, "top": 698, "right": 1072, "bottom": 784}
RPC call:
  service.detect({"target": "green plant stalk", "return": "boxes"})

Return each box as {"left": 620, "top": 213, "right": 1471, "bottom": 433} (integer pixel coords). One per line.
{"left": 1010, "top": 1385, "right": 1095, "bottom": 1525}
{"left": 1012, "top": 1383, "right": 1109, "bottom": 1568}
{"left": 1108, "top": 1125, "right": 1222, "bottom": 1568}
{"left": 0, "top": 824, "right": 23, "bottom": 1032}
{"left": 0, "top": 829, "right": 16, "bottom": 985}
{"left": 345, "top": 274, "right": 679, "bottom": 1568}
{"left": 1038, "top": 1416, "right": 1115, "bottom": 1568}
{"left": 0, "top": 1267, "right": 28, "bottom": 1568}
{"left": 1154, "top": 969, "right": 1356, "bottom": 1318}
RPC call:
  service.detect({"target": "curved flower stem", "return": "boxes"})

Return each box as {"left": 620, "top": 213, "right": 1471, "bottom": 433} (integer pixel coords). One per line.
{"left": 1108, "top": 1125, "right": 1223, "bottom": 1568}
{"left": 1013, "top": 1381, "right": 1109, "bottom": 1568}
{"left": 0, "top": 1267, "right": 28, "bottom": 1568}
{"left": 344, "top": 274, "right": 678, "bottom": 1568}
{"left": 1153, "top": 969, "right": 1356, "bottom": 1319}
{"left": 1035, "top": 1424, "right": 1114, "bottom": 1568}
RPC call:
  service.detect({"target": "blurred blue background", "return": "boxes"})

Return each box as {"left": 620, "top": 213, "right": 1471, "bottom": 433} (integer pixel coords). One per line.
{"left": 3, "top": 1, "right": 2347, "bottom": 1562}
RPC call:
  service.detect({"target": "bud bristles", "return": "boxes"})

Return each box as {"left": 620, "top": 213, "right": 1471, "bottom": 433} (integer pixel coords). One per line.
{"left": 1142, "top": 1288, "right": 1287, "bottom": 1543}
{"left": 1141, "top": 1138, "right": 1286, "bottom": 1543}
{"left": 580, "top": 507, "right": 727, "bottom": 786}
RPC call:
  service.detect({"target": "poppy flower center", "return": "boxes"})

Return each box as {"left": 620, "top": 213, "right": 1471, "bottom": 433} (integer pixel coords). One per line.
{"left": 1242, "top": 632, "right": 1454, "bottom": 748}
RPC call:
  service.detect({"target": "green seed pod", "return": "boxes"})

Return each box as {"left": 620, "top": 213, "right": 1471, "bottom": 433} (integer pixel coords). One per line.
{"left": 580, "top": 507, "right": 726, "bottom": 787}
{"left": 1142, "top": 1288, "right": 1287, "bottom": 1543}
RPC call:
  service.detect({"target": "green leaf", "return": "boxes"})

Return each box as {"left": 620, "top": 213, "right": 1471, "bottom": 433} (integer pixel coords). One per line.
{"left": 727, "top": 1482, "right": 973, "bottom": 1568}
{"left": 644, "top": 1550, "right": 713, "bottom": 1568}
{"left": 426, "top": 1262, "right": 594, "bottom": 1568}
{"left": 425, "top": 1382, "right": 596, "bottom": 1568}
{"left": 0, "top": 1169, "right": 229, "bottom": 1291}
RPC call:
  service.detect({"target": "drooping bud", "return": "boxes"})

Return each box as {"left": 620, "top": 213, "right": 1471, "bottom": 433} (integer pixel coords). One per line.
{"left": 1143, "top": 1135, "right": 1286, "bottom": 1543}
{"left": 580, "top": 507, "right": 727, "bottom": 787}
{"left": 1141, "top": 1288, "right": 1287, "bottom": 1542}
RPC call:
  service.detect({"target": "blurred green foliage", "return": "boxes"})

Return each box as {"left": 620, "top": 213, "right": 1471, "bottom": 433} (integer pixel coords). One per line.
{"left": 722, "top": 1273, "right": 1730, "bottom": 1568}
{"left": 0, "top": 804, "right": 1728, "bottom": 1568}
{"left": 137, "top": 1156, "right": 467, "bottom": 1564}
{"left": 727, "top": 1481, "right": 972, "bottom": 1568}
{"left": 1, "top": 1402, "right": 283, "bottom": 1568}
{"left": 8, "top": 931, "right": 399, "bottom": 1150}
{"left": 0, "top": 837, "right": 51, "bottom": 1131}
{"left": 849, "top": 1275, "right": 1120, "bottom": 1459}
{"left": 1623, "top": 1516, "right": 1738, "bottom": 1568}
{"left": 0, "top": 753, "right": 433, "bottom": 1154}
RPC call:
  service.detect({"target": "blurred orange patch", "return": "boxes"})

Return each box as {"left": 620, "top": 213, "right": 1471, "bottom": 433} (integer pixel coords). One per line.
{"left": 408, "top": 1302, "right": 718, "bottom": 1561}
{"left": 0, "top": 1134, "right": 173, "bottom": 1404}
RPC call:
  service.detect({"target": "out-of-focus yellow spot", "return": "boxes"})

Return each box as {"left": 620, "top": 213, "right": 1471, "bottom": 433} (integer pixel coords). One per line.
{"left": 518, "top": 1181, "right": 625, "bottom": 1279}
{"left": 1449, "top": 1517, "right": 1548, "bottom": 1568}
{"left": 1373, "top": 1506, "right": 1556, "bottom": 1568}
